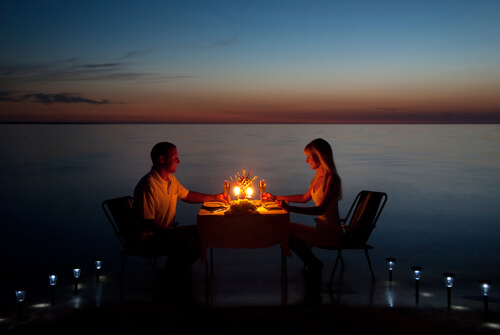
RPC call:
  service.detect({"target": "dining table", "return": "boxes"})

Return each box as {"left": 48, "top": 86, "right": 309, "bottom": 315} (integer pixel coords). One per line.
{"left": 196, "top": 199, "right": 291, "bottom": 286}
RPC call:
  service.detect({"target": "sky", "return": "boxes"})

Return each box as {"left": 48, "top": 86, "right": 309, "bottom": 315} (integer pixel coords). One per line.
{"left": 1, "top": 0, "right": 500, "bottom": 124}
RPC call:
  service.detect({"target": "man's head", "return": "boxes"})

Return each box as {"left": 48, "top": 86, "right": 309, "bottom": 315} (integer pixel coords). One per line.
{"left": 150, "top": 142, "right": 179, "bottom": 174}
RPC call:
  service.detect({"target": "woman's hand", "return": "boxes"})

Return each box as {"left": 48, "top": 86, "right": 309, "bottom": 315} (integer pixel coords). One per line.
{"left": 276, "top": 199, "right": 290, "bottom": 211}
{"left": 261, "top": 192, "right": 276, "bottom": 202}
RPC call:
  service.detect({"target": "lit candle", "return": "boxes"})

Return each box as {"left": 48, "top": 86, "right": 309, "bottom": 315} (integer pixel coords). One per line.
{"left": 234, "top": 186, "right": 240, "bottom": 199}
{"left": 246, "top": 187, "right": 253, "bottom": 198}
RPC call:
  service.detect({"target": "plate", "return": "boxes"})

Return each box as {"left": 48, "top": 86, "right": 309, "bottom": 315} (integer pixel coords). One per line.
{"left": 263, "top": 202, "right": 281, "bottom": 210}
{"left": 203, "top": 201, "right": 226, "bottom": 208}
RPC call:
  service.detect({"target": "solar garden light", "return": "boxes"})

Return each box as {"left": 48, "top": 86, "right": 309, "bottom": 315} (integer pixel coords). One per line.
{"left": 95, "top": 257, "right": 103, "bottom": 282}
{"left": 442, "top": 272, "right": 455, "bottom": 309}
{"left": 73, "top": 266, "right": 82, "bottom": 294}
{"left": 48, "top": 273, "right": 58, "bottom": 305}
{"left": 479, "top": 280, "right": 491, "bottom": 319}
{"left": 15, "top": 289, "right": 26, "bottom": 303}
{"left": 411, "top": 266, "right": 422, "bottom": 304}
{"left": 15, "top": 289, "right": 26, "bottom": 318}
{"left": 386, "top": 257, "right": 396, "bottom": 282}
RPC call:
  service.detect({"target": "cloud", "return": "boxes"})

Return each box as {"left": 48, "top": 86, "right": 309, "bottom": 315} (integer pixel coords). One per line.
{"left": 0, "top": 91, "right": 18, "bottom": 102}
{"left": 179, "top": 35, "right": 239, "bottom": 50}
{"left": 190, "top": 35, "right": 239, "bottom": 49}
{"left": 75, "top": 63, "right": 122, "bottom": 69}
{"left": 121, "top": 50, "right": 151, "bottom": 60}
{"left": 0, "top": 51, "right": 188, "bottom": 83}
{"left": 206, "top": 35, "right": 238, "bottom": 48}
{"left": 23, "top": 93, "right": 110, "bottom": 105}
{"left": 0, "top": 91, "right": 111, "bottom": 105}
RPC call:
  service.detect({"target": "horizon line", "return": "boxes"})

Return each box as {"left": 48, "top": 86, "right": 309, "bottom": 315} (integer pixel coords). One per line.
{"left": 1, "top": 121, "right": 500, "bottom": 125}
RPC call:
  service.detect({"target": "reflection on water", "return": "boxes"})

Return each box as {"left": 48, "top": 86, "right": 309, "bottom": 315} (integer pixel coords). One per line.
{"left": 385, "top": 283, "right": 395, "bottom": 307}
{"left": 0, "top": 124, "right": 499, "bottom": 308}
{"left": 94, "top": 282, "right": 103, "bottom": 307}
{"left": 72, "top": 294, "right": 82, "bottom": 309}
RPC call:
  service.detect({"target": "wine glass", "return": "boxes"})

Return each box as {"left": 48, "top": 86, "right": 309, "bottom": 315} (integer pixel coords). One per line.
{"left": 223, "top": 180, "right": 231, "bottom": 195}
{"left": 259, "top": 179, "right": 266, "bottom": 196}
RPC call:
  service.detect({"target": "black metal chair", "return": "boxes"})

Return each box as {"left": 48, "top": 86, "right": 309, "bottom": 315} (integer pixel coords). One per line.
{"left": 102, "top": 196, "right": 166, "bottom": 283}
{"left": 319, "top": 190, "right": 387, "bottom": 285}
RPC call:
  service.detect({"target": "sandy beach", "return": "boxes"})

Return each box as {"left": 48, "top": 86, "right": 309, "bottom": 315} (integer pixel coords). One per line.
{"left": 1, "top": 250, "right": 499, "bottom": 335}
{"left": 3, "top": 301, "right": 496, "bottom": 335}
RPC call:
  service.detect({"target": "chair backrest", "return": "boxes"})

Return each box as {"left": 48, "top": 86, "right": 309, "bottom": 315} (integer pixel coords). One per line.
{"left": 102, "top": 196, "right": 141, "bottom": 250}
{"left": 342, "top": 190, "right": 387, "bottom": 245}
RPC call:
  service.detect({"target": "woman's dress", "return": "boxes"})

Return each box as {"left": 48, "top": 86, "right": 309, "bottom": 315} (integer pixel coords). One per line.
{"left": 289, "top": 179, "right": 343, "bottom": 247}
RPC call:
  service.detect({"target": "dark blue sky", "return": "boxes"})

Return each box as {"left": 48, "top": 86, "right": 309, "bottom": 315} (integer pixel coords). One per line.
{"left": 1, "top": 0, "right": 499, "bottom": 123}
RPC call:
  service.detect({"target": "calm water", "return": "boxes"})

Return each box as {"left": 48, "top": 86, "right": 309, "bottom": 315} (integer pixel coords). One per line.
{"left": 0, "top": 124, "right": 499, "bottom": 307}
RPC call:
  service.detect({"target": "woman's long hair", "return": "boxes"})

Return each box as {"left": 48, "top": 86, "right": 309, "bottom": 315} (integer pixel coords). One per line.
{"left": 304, "top": 138, "right": 342, "bottom": 200}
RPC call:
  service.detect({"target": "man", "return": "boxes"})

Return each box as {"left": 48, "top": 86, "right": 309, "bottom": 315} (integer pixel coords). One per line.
{"left": 134, "top": 141, "right": 228, "bottom": 278}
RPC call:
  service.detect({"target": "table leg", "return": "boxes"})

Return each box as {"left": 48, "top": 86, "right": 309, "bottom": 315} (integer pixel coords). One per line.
{"left": 282, "top": 250, "right": 287, "bottom": 285}
{"left": 210, "top": 248, "right": 214, "bottom": 273}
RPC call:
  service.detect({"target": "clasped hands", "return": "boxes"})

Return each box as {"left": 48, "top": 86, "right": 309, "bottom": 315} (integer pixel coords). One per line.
{"left": 214, "top": 192, "right": 289, "bottom": 210}
{"left": 260, "top": 192, "right": 289, "bottom": 211}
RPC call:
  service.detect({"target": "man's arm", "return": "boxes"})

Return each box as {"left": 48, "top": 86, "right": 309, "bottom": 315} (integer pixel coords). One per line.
{"left": 182, "top": 191, "right": 229, "bottom": 204}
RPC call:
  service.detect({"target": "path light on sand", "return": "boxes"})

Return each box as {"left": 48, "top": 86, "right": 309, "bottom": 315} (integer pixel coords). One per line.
{"left": 73, "top": 266, "right": 81, "bottom": 294}
{"left": 442, "top": 272, "right": 455, "bottom": 309}
{"left": 479, "top": 280, "right": 491, "bottom": 319}
{"left": 411, "top": 266, "right": 422, "bottom": 304}
{"left": 95, "top": 256, "right": 103, "bottom": 282}
{"left": 14, "top": 290, "right": 26, "bottom": 303}
{"left": 386, "top": 257, "right": 396, "bottom": 282}
{"left": 48, "top": 274, "right": 58, "bottom": 305}
{"left": 15, "top": 289, "right": 26, "bottom": 319}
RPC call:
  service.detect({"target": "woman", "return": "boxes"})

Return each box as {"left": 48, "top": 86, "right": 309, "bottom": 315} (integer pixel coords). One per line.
{"left": 261, "top": 138, "right": 343, "bottom": 272}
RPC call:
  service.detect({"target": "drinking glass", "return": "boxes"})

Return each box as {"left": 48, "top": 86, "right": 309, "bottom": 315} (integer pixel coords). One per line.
{"left": 259, "top": 179, "right": 266, "bottom": 195}
{"left": 223, "top": 180, "right": 231, "bottom": 195}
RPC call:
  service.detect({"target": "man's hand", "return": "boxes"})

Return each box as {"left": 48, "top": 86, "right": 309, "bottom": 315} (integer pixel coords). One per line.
{"left": 215, "top": 193, "right": 230, "bottom": 203}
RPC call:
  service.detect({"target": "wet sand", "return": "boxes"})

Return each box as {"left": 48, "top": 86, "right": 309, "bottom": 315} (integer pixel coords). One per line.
{"left": 1, "top": 248, "right": 499, "bottom": 334}
{"left": 4, "top": 302, "right": 495, "bottom": 335}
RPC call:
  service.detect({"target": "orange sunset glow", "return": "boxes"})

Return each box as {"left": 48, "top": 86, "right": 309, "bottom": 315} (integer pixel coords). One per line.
{"left": 1, "top": 1, "right": 499, "bottom": 124}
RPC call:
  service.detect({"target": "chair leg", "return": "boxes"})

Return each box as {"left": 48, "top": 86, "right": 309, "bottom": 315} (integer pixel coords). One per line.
{"left": 329, "top": 249, "right": 343, "bottom": 286}
{"left": 120, "top": 255, "right": 127, "bottom": 283}
{"left": 119, "top": 255, "right": 127, "bottom": 303}
{"left": 149, "top": 257, "right": 157, "bottom": 271}
{"left": 204, "top": 255, "right": 211, "bottom": 302}
{"left": 364, "top": 248, "right": 375, "bottom": 280}
{"left": 205, "top": 258, "right": 209, "bottom": 278}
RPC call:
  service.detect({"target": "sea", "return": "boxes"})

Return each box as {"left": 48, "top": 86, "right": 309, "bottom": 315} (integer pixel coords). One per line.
{"left": 0, "top": 124, "right": 499, "bottom": 311}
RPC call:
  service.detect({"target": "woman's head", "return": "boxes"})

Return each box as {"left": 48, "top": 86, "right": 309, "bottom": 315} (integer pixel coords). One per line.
{"left": 304, "top": 138, "right": 336, "bottom": 174}
{"left": 304, "top": 138, "right": 342, "bottom": 199}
